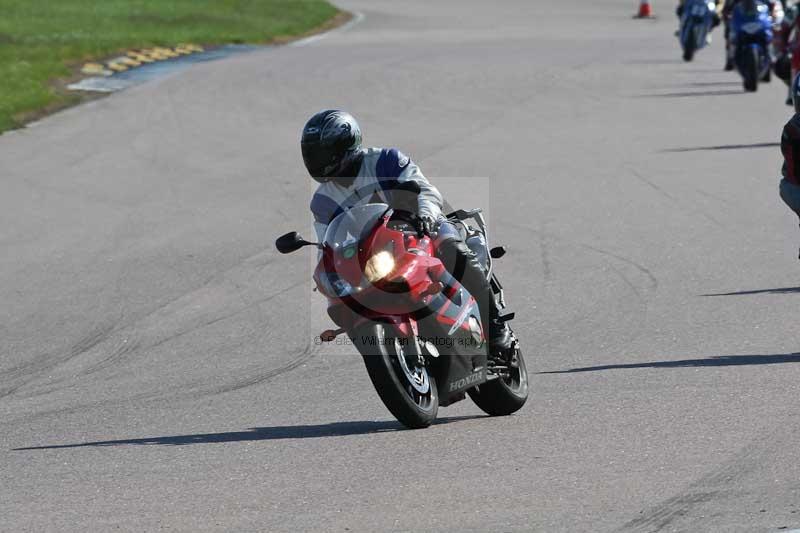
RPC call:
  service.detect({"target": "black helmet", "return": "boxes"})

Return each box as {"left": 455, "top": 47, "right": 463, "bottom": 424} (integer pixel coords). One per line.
{"left": 301, "top": 110, "right": 363, "bottom": 183}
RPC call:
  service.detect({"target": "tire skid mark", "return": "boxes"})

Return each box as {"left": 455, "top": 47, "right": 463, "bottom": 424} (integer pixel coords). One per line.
{"left": 501, "top": 219, "right": 659, "bottom": 291}
{"left": 598, "top": 259, "right": 649, "bottom": 347}
{"left": 605, "top": 259, "right": 645, "bottom": 301}
{"left": 200, "top": 338, "right": 318, "bottom": 396}
{"left": 603, "top": 259, "right": 649, "bottom": 323}
{"left": 574, "top": 242, "right": 658, "bottom": 291}
{"left": 1, "top": 261, "right": 308, "bottom": 399}
{"left": 77, "top": 277, "right": 307, "bottom": 378}
{"left": 0, "top": 325, "right": 111, "bottom": 382}
{"left": 620, "top": 492, "right": 718, "bottom": 533}
{"left": 0, "top": 323, "right": 116, "bottom": 399}
{"left": 693, "top": 187, "right": 734, "bottom": 207}
{"left": 79, "top": 335, "right": 142, "bottom": 376}
{"left": 617, "top": 443, "right": 766, "bottom": 532}
{"left": 627, "top": 165, "right": 724, "bottom": 229}
{"left": 0, "top": 249, "right": 261, "bottom": 396}
{"left": 4, "top": 337, "right": 318, "bottom": 427}
{"left": 628, "top": 166, "right": 681, "bottom": 204}
{"left": 2, "top": 387, "right": 177, "bottom": 428}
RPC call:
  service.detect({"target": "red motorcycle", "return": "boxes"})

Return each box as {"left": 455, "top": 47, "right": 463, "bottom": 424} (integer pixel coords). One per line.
{"left": 276, "top": 203, "right": 528, "bottom": 428}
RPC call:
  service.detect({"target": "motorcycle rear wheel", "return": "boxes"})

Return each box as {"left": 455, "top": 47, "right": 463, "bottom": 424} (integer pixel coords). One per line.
{"left": 352, "top": 323, "right": 439, "bottom": 429}
{"left": 468, "top": 346, "right": 528, "bottom": 416}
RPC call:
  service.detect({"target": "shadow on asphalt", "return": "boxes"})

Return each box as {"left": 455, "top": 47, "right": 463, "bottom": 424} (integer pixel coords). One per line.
{"left": 13, "top": 415, "right": 484, "bottom": 451}
{"left": 702, "top": 286, "right": 800, "bottom": 296}
{"left": 638, "top": 89, "right": 742, "bottom": 98}
{"left": 539, "top": 353, "right": 800, "bottom": 374}
{"left": 682, "top": 81, "right": 744, "bottom": 87}
{"left": 684, "top": 68, "right": 737, "bottom": 73}
{"left": 662, "top": 142, "right": 780, "bottom": 153}
{"left": 625, "top": 59, "right": 685, "bottom": 65}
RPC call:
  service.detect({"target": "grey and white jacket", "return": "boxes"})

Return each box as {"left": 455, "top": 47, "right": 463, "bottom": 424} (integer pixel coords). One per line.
{"left": 310, "top": 147, "right": 443, "bottom": 241}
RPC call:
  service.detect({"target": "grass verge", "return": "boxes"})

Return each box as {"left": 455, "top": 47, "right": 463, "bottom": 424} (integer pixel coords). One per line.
{"left": 0, "top": 0, "right": 341, "bottom": 132}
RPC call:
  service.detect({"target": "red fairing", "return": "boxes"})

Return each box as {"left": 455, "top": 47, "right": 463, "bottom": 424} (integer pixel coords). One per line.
{"left": 313, "top": 213, "right": 452, "bottom": 332}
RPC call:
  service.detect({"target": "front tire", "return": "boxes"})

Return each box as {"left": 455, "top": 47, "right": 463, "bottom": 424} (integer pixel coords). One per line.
{"left": 468, "top": 346, "right": 528, "bottom": 416}
{"left": 743, "top": 46, "right": 759, "bottom": 92}
{"left": 352, "top": 323, "right": 438, "bottom": 429}
{"left": 683, "top": 25, "right": 696, "bottom": 62}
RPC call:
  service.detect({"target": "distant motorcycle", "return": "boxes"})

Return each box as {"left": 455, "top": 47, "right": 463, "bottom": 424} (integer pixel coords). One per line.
{"left": 731, "top": 0, "right": 774, "bottom": 91}
{"left": 680, "top": 0, "right": 717, "bottom": 61}
{"left": 276, "top": 202, "right": 528, "bottom": 429}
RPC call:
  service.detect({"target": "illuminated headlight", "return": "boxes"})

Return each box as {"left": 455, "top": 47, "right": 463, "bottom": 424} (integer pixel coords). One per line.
{"left": 364, "top": 251, "right": 396, "bottom": 283}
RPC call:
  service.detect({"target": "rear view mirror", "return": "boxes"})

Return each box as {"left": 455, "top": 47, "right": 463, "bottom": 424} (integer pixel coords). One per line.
{"left": 275, "top": 231, "right": 318, "bottom": 254}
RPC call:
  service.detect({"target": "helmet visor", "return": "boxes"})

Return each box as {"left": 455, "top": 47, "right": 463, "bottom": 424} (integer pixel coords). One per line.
{"left": 302, "top": 142, "right": 339, "bottom": 180}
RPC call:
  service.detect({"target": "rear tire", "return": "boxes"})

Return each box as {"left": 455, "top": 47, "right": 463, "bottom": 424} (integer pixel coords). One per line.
{"left": 352, "top": 323, "right": 438, "bottom": 429}
{"left": 468, "top": 346, "right": 528, "bottom": 416}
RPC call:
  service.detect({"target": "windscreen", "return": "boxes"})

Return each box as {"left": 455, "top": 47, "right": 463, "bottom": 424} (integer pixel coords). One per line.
{"left": 322, "top": 203, "right": 390, "bottom": 251}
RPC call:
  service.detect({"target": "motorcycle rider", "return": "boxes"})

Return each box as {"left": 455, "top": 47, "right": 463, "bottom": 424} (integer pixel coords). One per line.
{"left": 723, "top": 0, "right": 782, "bottom": 70}
{"left": 780, "top": 74, "right": 800, "bottom": 257}
{"left": 301, "top": 110, "right": 514, "bottom": 357}
{"left": 676, "top": 0, "right": 723, "bottom": 35}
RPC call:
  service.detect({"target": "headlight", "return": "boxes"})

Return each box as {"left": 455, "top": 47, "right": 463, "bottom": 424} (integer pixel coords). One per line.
{"left": 364, "top": 251, "right": 396, "bottom": 282}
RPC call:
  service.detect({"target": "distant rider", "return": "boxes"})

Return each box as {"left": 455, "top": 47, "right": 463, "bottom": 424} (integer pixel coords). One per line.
{"left": 301, "top": 110, "right": 514, "bottom": 357}
{"left": 723, "top": 0, "right": 782, "bottom": 70}
{"left": 676, "top": 0, "right": 723, "bottom": 27}
{"left": 676, "top": 0, "right": 723, "bottom": 41}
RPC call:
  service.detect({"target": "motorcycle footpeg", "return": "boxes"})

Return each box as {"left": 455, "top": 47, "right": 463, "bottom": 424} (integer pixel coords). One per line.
{"left": 497, "top": 312, "right": 515, "bottom": 323}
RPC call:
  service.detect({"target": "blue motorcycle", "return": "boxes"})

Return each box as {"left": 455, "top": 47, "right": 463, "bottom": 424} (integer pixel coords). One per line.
{"left": 679, "top": 0, "right": 717, "bottom": 61}
{"left": 730, "top": 0, "right": 774, "bottom": 92}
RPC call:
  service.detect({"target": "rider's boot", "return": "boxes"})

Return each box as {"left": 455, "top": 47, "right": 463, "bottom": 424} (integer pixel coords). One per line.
{"left": 724, "top": 54, "right": 734, "bottom": 70}
{"left": 435, "top": 236, "right": 514, "bottom": 358}
{"left": 724, "top": 33, "right": 734, "bottom": 70}
{"left": 487, "top": 307, "right": 514, "bottom": 360}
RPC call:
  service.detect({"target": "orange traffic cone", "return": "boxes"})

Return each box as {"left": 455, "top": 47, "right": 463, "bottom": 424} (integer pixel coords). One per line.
{"left": 634, "top": 0, "right": 654, "bottom": 18}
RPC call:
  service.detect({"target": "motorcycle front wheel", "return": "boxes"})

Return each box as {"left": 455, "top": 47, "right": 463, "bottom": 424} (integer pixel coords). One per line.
{"left": 682, "top": 24, "right": 696, "bottom": 62}
{"left": 743, "top": 46, "right": 759, "bottom": 92}
{"left": 352, "top": 323, "right": 439, "bottom": 429}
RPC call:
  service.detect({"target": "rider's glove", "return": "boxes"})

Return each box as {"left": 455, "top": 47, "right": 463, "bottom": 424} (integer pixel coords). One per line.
{"left": 415, "top": 215, "right": 437, "bottom": 237}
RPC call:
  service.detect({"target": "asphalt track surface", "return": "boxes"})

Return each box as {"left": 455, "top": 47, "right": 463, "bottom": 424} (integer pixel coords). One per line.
{"left": 2, "top": 1, "right": 800, "bottom": 531}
